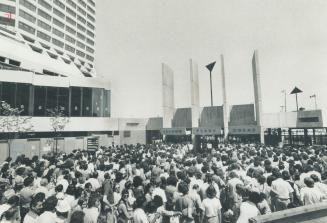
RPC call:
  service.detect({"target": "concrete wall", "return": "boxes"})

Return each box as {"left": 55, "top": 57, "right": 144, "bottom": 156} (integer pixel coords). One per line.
{"left": 199, "top": 106, "right": 224, "bottom": 128}
{"left": 0, "top": 134, "right": 115, "bottom": 162}
{"left": 118, "top": 118, "right": 148, "bottom": 145}
{"left": 229, "top": 104, "right": 256, "bottom": 126}
{"left": 250, "top": 202, "right": 327, "bottom": 223}
{"left": 172, "top": 108, "right": 192, "bottom": 128}
{"left": 262, "top": 110, "right": 323, "bottom": 128}
{"left": 28, "top": 117, "right": 119, "bottom": 132}
{"left": 146, "top": 117, "right": 163, "bottom": 130}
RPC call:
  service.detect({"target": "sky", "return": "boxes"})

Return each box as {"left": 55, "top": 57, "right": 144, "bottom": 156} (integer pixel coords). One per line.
{"left": 95, "top": 0, "right": 327, "bottom": 118}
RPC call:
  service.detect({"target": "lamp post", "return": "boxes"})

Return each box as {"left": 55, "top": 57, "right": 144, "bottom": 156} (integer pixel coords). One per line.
{"left": 310, "top": 94, "right": 317, "bottom": 110}
{"left": 206, "top": 61, "right": 216, "bottom": 106}
{"left": 290, "top": 87, "right": 303, "bottom": 111}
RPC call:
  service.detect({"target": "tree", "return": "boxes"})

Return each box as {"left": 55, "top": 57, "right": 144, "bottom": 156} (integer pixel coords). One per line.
{"left": 47, "top": 106, "right": 70, "bottom": 154}
{"left": 0, "top": 101, "right": 33, "bottom": 157}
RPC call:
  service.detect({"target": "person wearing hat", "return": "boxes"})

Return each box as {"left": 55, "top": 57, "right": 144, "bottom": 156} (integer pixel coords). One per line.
{"left": 300, "top": 177, "right": 325, "bottom": 205}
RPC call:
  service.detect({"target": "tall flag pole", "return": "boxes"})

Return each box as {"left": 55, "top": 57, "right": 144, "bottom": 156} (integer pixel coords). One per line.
{"left": 290, "top": 87, "right": 303, "bottom": 111}
{"left": 206, "top": 62, "right": 216, "bottom": 106}
{"left": 310, "top": 94, "right": 317, "bottom": 110}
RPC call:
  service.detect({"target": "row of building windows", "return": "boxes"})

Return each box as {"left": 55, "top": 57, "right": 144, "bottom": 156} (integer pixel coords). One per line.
{"left": 20, "top": 7, "right": 94, "bottom": 39}
{"left": 18, "top": 21, "right": 35, "bottom": 34}
{"left": 19, "top": 9, "right": 36, "bottom": 23}
{"left": 19, "top": 0, "right": 95, "bottom": 39}
{"left": 87, "top": 14, "right": 95, "bottom": 23}
{"left": 20, "top": 0, "right": 36, "bottom": 12}
{"left": 66, "top": 7, "right": 76, "bottom": 18}
{"left": 87, "top": 0, "right": 95, "bottom": 7}
{"left": 18, "top": 21, "right": 94, "bottom": 62}
{"left": 65, "top": 34, "right": 75, "bottom": 44}
{"left": 38, "top": 8, "right": 51, "bottom": 21}
{"left": 66, "top": 16, "right": 76, "bottom": 26}
{"left": 53, "top": 7, "right": 64, "bottom": 18}
{"left": 37, "top": 30, "right": 51, "bottom": 42}
{"left": 0, "top": 16, "right": 15, "bottom": 27}
{"left": 37, "top": 19, "right": 51, "bottom": 31}
{"left": 77, "top": 41, "right": 85, "bottom": 49}
{"left": 38, "top": 0, "right": 52, "bottom": 11}
{"left": 87, "top": 5, "right": 95, "bottom": 15}
{"left": 78, "top": 0, "right": 87, "bottom": 8}
{"left": 77, "top": 23, "right": 86, "bottom": 32}
{"left": 52, "top": 38, "right": 64, "bottom": 48}
{"left": 67, "top": 0, "right": 76, "bottom": 9}
{"left": 86, "top": 46, "right": 94, "bottom": 54}
{"left": 77, "top": 15, "right": 86, "bottom": 24}
{"left": 77, "top": 6, "right": 86, "bottom": 16}
{"left": 18, "top": 29, "right": 91, "bottom": 63}
{"left": 0, "top": 3, "right": 16, "bottom": 14}
{"left": 54, "top": 0, "right": 65, "bottom": 10}
{"left": 0, "top": 82, "right": 110, "bottom": 117}
{"left": 86, "top": 21, "right": 95, "bottom": 30}
{"left": 20, "top": 0, "right": 94, "bottom": 25}
{"left": 52, "top": 27, "right": 64, "bottom": 38}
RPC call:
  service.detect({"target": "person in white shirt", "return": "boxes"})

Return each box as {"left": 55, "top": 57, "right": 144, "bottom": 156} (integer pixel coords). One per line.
{"left": 200, "top": 174, "right": 220, "bottom": 200}
{"left": 152, "top": 179, "right": 167, "bottom": 203}
{"left": 270, "top": 172, "right": 294, "bottom": 211}
{"left": 202, "top": 185, "right": 222, "bottom": 223}
{"left": 237, "top": 191, "right": 261, "bottom": 223}
{"left": 83, "top": 196, "right": 100, "bottom": 223}
{"left": 300, "top": 177, "right": 325, "bottom": 205}
{"left": 85, "top": 172, "right": 101, "bottom": 191}
{"left": 33, "top": 178, "right": 50, "bottom": 198}
{"left": 37, "top": 196, "right": 58, "bottom": 223}
{"left": 311, "top": 174, "right": 327, "bottom": 197}
{"left": 133, "top": 197, "right": 151, "bottom": 223}
{"left": 0, "top": 196, "right": 19, "bottom": 219}
{"left": 24, "top": 193, "right": 44, "bottom": 223}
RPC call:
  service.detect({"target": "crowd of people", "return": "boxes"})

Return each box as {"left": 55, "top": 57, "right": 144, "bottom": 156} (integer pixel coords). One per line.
{"left": 0, "top": 142, "right": 327, "bottom": 223}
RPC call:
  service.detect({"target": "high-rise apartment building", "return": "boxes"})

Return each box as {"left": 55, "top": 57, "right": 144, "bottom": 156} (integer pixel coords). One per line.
{"left": 0, "top": 0, "right": 96, "bottom": 77}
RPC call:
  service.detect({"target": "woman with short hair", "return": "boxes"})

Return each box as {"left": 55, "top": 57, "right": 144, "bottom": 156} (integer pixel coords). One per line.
{"left": 201, "top": 185, "right": 222, "bottom": 223}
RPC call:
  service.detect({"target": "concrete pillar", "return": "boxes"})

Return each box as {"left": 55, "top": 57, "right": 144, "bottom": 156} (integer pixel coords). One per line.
{"left": 304, "top": 128, "right": 308, "bottom": 146}
{"left": 162, "top": 63, "right": 175, "bottom": 128}
{"left": 288, "top": 129, "right": 292, "bottom": 145}
{"left": 252, "top": 50, "right": 264, "bottom": 144}
{"left": 277, "top": 128, "right": 282, "bottom": 143}
{"left": 221, "top": 55, "right": 229, "bottom": 141}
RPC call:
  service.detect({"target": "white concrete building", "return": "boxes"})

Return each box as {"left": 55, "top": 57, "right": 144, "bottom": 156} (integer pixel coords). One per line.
{"left": 0, "top": 0, "right": 96, "bottom": 77}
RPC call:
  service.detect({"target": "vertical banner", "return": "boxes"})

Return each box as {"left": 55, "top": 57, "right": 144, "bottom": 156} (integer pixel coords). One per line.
{"left": 252, "top": 50, "right": 264, "bottom": 143}
{"left": 162, "top": 63, "right": 175, "bottom": 128}
{"left": 190, "top": 59, "right": 200, "bottom": 127}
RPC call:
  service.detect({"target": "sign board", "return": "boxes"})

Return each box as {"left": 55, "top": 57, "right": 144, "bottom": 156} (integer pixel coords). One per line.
{"left": 229, "top": 125, "right": 260, "bottom": 135}
{"left": 161, "top": 128, "right": 186, "bottom": 135}
{"left": 192, "top": 127, "right": 222, "bottom": 135}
